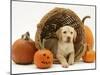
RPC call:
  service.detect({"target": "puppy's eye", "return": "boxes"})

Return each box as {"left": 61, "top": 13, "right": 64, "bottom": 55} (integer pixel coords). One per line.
{"left": 63, "top": 31, "right": 66, "bottom": 34}
{"left": 71, "top": 32, "right": 73, "bottom": 34}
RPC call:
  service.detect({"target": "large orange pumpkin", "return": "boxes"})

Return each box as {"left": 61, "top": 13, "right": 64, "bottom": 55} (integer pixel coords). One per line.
{"left": 82, "top": 16, "right": 94, "bottom": 49}
{"left": 84, "top": 26, "right": 94, "bottom": 49}
{"left": 12, "top": 32, "right": 37, "bottom": 64}
{"left": 34, "top": 49, "right": 53, "bottom": 69}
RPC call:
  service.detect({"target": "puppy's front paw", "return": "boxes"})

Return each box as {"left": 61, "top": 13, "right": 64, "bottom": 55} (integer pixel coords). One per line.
{"left": 62, "top": 63, "right": 69, "bottom": 68}
{"left": 68, "top": 60, "right": 74, "bottom": 65}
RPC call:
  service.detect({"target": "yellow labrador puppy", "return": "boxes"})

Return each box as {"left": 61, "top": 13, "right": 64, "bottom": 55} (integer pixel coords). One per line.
{"left": 56, "top": 26, "right": 77, "bottom": 68}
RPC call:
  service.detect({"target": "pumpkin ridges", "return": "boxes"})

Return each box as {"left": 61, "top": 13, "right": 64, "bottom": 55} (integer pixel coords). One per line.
{"left": 84, "top": 26, "right": 94, "bottom": 49}
{"left": 12, "top": 32, "right": 37, "bottom": 64}
{"left": 83, "top": 52, "right": 95, "bottom": 63}
{"left": 82, "top": 45, "right": 95, "bottom": 63}
{"left": 12, "top": 40, "right": 35, "bottom": 64}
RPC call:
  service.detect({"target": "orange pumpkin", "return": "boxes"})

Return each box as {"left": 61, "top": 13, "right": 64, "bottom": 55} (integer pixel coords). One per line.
{"left": 84, "top": 26, "right": 94, "bottom": 49}
{"left": 82, "top": 46, "right": 95, "bottom": 63}
{"left": 82, "top": 16, "right": 94, "bottom": 49}
{"left": 12, "top": 32, "right": 37, "bottom": 64}
{"left": 34, "top": 49, "right": 53, "bottom": 69}
{"left": 34, "top": 39, "right": 53, "bottom": 69}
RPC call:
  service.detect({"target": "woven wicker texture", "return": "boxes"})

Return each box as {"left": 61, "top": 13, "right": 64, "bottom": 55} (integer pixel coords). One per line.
{"left": 35, "top": 7, "right": 86, "bottom": 63}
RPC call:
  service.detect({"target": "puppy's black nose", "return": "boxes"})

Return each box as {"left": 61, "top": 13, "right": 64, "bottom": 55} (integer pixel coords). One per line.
{"left": 67, "top": 37, "right": 70, "bottom": 40}
{"left": 66, "top": 36, "right": 71, "bottom": 43}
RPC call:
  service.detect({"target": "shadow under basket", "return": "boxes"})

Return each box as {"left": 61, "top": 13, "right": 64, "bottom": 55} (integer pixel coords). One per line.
{"left": 35, "top": 7, "right": 86, "bottom": 64}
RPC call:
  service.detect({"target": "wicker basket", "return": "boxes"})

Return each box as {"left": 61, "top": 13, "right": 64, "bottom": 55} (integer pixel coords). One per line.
{"left": 35, "top": 7, "right": 86, "bottom": 63}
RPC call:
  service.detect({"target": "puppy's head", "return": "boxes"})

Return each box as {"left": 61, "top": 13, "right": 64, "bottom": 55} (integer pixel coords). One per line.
{"left": 56, "top": 26, "right": 77, "bottom": 43}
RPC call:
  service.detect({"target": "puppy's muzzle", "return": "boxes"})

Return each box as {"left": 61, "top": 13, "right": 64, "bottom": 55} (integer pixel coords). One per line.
{"left": 66, "top": 37, "right": 71, "bottom": 43}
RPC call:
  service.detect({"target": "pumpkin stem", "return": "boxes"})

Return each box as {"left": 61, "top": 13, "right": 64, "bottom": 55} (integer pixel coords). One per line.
{"left": 40, "top": 39, "right": 45, "bottom": 49}
{"left": 82, "top": 16, "right": 91, "bottom": 24}
{"left": 21, "top": 32, "right": 30, "bottom": 40}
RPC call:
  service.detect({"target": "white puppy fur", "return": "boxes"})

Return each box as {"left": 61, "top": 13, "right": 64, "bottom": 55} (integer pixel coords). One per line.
{"left": 56, "top": 26, "right": 77, "bottom": 68}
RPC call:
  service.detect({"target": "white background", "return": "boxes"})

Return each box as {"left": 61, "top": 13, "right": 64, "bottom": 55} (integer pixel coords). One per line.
{"left": 0, "top": 0, "right": 99, "bottom": 75}
{"left": 12, "top": 1, "right": 95, "bottom": 74}
{"left": 12, "top": 1, "right": 95, "bottom": 43}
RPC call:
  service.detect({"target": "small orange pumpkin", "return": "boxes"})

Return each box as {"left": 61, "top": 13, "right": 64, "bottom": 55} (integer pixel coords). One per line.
{"left": 82, "top": 46, "right": 95, "bottom": 63}
{"left": 34, "top": 49, "right": 53, "bottom": 69}
{"left": 34, "top": 39, "right": 53, "bottom": 69}
{"left": 12, "top": 32, "right": 37, "bottom": 64}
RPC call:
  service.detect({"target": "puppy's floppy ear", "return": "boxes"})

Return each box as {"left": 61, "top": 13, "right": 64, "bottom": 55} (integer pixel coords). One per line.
{"left": 73, "top": 30, "right": 77, "bottom": 42}
{"left": 56, "top": 28, "right": 62, "bottom": 40}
